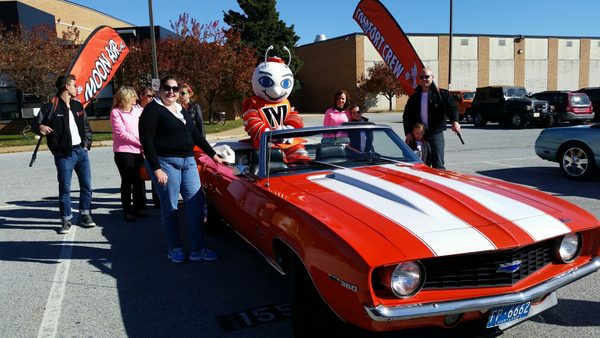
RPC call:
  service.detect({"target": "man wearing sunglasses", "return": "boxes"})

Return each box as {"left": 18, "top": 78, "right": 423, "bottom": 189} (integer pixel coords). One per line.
{"left": 402, "top": 67, "right": 460, "bottom": 169}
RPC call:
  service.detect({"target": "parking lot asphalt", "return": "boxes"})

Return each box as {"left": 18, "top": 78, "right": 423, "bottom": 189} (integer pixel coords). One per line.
{"left": 1, "top": 113, "right": 599, "bottom": 338}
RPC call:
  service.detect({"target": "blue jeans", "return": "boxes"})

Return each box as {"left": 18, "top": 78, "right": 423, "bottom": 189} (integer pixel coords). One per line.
{"left": 426, "top": 132, "right": 446, "bottom": 170}
{"left": 54, "top": 146, "right": 92, "bottom": 220}
{"left": 146, "top": 156, "right": 206, "bottom": 252}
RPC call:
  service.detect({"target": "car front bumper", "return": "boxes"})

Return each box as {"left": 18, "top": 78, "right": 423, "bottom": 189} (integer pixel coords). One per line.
{"left": 364, "top": 257, "right": 600, "bottom": 321}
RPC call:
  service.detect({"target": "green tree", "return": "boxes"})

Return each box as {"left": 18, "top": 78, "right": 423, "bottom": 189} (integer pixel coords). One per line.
{"left": 223, "top": 0, "right": 303, "bottom": 82}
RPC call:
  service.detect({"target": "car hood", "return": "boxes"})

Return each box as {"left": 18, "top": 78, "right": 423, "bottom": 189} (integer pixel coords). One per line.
{"left": 281, "top": 164, "right": 597, "bottom": 259}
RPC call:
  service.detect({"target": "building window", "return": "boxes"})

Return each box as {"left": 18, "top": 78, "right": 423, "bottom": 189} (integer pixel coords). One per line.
{"left": 597, "top": 41, "right": 600, "bottom": 47}
{"left": 498, "top": 39, "right": 506, "bottom": 46}
{"left": 566, "top": 41, "right": 573, "bottom": 47}
{"left": 461, "top": 39, "right": 469, "bottom": 46}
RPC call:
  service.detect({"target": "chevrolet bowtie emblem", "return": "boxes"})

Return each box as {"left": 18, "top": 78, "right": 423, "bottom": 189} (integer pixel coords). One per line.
{"left": 497, "top": 260, "right": 522, "bottom": 273}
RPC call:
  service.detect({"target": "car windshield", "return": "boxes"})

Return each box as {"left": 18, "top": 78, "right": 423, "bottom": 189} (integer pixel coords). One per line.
{"left": 257, "top": 126, "right": 421, "bottom": 176}
{"left": 570, "top": 93, "right": 591, "bottom": 106}
{"left": 503, "top": 88, "right": 528, "bottom": 98}
{"left": 463, "top": 92, "right": 475, "bottom": 100}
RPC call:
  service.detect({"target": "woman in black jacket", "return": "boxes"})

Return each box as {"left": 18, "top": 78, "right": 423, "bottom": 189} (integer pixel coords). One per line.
{"left": 178, "top": 82, "right": 205, "bottom": 137}
{"left": 139, "top": 75, "right": 226, "bottom": 263}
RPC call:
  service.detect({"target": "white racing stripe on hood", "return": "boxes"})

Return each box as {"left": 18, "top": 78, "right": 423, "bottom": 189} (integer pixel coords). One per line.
{"left": 308, "top": 169, "right": 496, "bottom": 257}
{"left": 384, "top": 165, "right": 570, "bottom": 241}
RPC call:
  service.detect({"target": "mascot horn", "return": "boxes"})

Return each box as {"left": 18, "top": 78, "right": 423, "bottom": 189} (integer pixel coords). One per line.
{"left": 242, "top": 45, "right": 309, "bottom": 163}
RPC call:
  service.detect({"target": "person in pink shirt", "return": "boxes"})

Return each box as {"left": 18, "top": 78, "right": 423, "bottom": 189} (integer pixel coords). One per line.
{"left": 111, "top": 86, "right": 147, "bottom": 222}
{"left": 323, "top": 89, "right": 351, "bottom": 127}
{"left": 323, "top": 90, "right": 351, "bottom": 139}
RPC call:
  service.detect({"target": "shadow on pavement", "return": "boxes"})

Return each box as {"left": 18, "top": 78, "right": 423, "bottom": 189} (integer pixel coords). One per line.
{"left": 531, "top": 299, "right": 600, "bottom": 327}
{"left": 477, "top": 166, "right": 600, "bottom": 200}
{"left": 93, "top": 204, "right": 291, "bottom": 337}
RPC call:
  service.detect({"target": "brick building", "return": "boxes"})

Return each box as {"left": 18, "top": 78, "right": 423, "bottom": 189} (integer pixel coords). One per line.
{"left": 294, "top": 33, "right": 600, "bottom": 113}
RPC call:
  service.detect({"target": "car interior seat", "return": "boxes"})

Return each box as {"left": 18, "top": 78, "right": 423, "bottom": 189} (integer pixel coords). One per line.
{"left": 250, "top": 147, "right": 288, "bottom": 175}
{"left": 315, "top": 144, "right": 347, "bottom": 163}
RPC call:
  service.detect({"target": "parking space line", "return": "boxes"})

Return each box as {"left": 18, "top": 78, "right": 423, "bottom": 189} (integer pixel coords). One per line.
{"left": 483, "top": 161, "right": 519, "bottom": 168}
{"left": 447, "top": 156, "right": 539, "bottom": 167}
{"left": 37, "top": 226, "right": 77, "bottom": 338}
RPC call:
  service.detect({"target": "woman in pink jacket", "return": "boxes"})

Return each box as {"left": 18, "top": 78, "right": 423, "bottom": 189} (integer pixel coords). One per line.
{"left": 323, "top": 90, "right": 351, "bottom": 126}
{"left": 111, "top": 86, "right": 146, "bottom": 222}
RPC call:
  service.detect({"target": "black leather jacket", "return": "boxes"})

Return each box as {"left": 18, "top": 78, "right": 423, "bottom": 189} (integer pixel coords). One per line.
{"left": 34, "top": 98, "right": 93, "bottom": 156}
{"left": 403, "top": 83, "right": 458, "bottom": 137}
{"left": 186, "top": 102, "right": 205, "bottom": 138}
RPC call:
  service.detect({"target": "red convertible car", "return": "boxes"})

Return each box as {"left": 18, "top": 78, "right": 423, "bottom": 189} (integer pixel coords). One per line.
{"left": 197, "top": 124, "right": 600, "bottom": 336}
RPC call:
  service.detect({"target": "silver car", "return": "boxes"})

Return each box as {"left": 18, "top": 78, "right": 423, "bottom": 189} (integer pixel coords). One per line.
{"left": 535, "top": 124, "right": 600, "bottom": 179}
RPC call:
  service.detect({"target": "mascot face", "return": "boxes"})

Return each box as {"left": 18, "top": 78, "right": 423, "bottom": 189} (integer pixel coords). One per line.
{"left": 252, "top": 57, "right": 294, "bottom": 103}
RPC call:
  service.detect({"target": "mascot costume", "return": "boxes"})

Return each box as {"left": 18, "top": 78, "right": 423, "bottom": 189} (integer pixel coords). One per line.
{"left": 243, "top": 46, "right": 309, "bottom": 163}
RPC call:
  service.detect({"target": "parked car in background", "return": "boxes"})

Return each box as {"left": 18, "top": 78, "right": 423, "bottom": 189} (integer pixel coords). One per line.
{"left": 531, "top": 91, "right": 594, "bottom": 125}
{"left": 196, "top": 124, "right": 600, "bottom": 336}
{"left": 535, "top": 124, "right": 600, "bottom": 179}
{"left": 576, "top": 87, "right": 600, "bottom": 122}
{"left": 470, "top": 86, "right": 552, "bottom": 128}
{"left": 449, "top": 90, "right": 475, "bottom": 122}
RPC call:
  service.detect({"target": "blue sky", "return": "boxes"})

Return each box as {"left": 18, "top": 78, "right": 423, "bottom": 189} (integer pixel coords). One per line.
{"left": 71, "top": 0, "right": 600, "bottom": 45}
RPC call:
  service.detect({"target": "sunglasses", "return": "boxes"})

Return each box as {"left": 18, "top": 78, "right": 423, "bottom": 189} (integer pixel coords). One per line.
{"left": 145, "top": 94, "right": 155, "bottom": 98}
{"left": 180, "top": 91, "right": 189, "bottom": 96}
{"left": 162, "top": 84, "right": 180, "bottom": 92}
{"left": 420, "top": 75, "right": 432, "bottom": 80}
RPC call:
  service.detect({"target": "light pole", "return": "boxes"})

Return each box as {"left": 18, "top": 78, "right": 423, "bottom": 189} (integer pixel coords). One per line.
{"left": 148, "top": 0, "right": 158, "bottom": 80}
{"left": 448, "top": 0, "right": 453, "bottom": 89}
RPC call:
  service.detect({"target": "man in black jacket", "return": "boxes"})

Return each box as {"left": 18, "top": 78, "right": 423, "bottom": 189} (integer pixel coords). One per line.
{"left": 403, "top": 67, "right": 461, "bottom": 169}
{"left": 34, "top": 74, "right": 96, "bottom": 234}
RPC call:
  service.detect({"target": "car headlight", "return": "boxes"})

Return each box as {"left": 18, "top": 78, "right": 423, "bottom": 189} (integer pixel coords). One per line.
{"left": 389, "top": 261, "right": 424, "bottom": 297}
{"left": 526, "top": 105, "right": 533, "bottom": 110}
{"left": 555, "top": 233, "right": 582, "bottom": 263}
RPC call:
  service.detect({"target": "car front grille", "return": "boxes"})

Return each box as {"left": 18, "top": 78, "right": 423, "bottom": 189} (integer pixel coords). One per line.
{"left": 421, "top": 239, "right": 554, "bottom": 289}
{"left": 534, "top": 102, "right": 549, "bottom": 113}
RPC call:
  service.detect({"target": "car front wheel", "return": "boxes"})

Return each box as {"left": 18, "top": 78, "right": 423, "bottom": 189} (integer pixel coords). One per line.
{"left": 543, "top": 115, "right": 554, "bottom": 128}
{"left": 465, "top": 109, "right": 474, "bottom": 123}
{"left": 559, "top": 144, "right": 596, "bottom": 180}
{"left": 289, "top": 256, "right": 352, "bottom": 337}
{"left": 472, "top": 111, "right": 487, "bottom": 127}
{"left": 509, "top": 112, "right": 526, "bottom": 129}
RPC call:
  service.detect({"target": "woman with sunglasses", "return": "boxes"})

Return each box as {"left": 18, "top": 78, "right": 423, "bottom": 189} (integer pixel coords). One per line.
{"left": 138, "top": 86, "right": 155, "bottom": 108}
{"left": 177, "top": 83, "right": 205, "bottom": 137}
{"left": 139, "top": 75, "right": 227, "bottom": 263}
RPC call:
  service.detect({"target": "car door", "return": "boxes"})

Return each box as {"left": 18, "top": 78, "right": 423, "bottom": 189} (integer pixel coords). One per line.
{"left": 201, "top": 153, "right": 285, "bottom": 254}
{"left": 490, "top": 87, "right": 505, "bottom": 120}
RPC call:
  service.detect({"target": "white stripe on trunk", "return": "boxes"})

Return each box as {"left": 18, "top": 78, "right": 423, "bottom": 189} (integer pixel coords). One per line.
{"left": 308, "top": 169, "right": 496, "bottom": 257}
{"left": 384, "top": 165, "right": 570, "bottom": 241}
